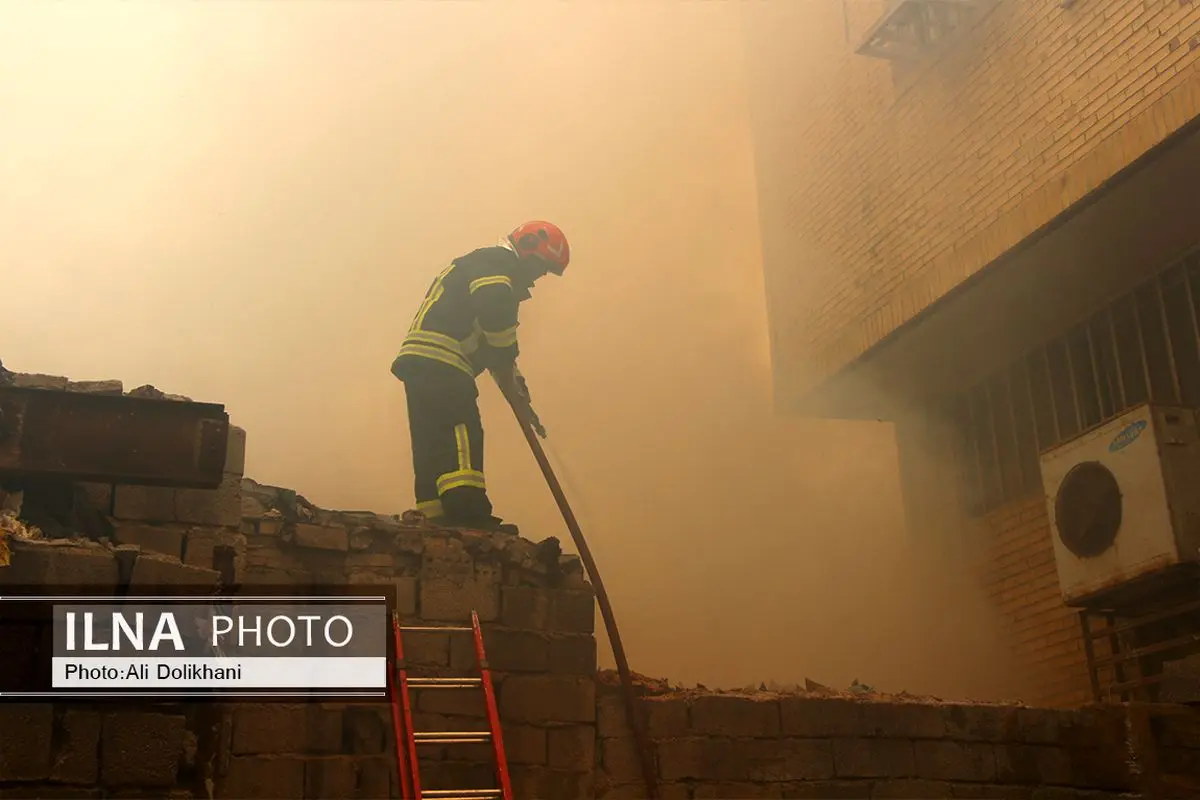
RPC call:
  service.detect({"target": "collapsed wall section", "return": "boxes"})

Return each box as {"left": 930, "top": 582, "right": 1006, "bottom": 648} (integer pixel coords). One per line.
{"left": 0, "top": 368, "right": 599, "bottom": 799}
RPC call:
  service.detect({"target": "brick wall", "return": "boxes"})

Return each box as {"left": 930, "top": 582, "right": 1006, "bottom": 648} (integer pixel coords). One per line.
{"left": 743, "top": 0, "right": 1200, "bottom": 403}
{"left": 978, "top": 496, "right": 1093, "bottom": 710}
{"left": 595, "top": 683, "right": 1200, "bottom": 799}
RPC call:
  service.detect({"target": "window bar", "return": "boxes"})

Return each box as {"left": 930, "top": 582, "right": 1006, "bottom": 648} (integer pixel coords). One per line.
{"left": 1062, "top": 335, "right": 1085, "bottom": 432}
{"left": 1004, "top": 369, "right": 1027, "bottom": 492}
{"left": 1183, "top": 263, "right": 1200, "bottom": 376}
{"left": 1039, "top": 344, "right": 1062, "bottom": 444}
{"left": 1106, "top": 308, "right": 1127, "bottom": 411}
{"left": 1085, "top": 323, "right": 1107, "bottom": 419}
{"left": 1130, "top": 294, "right": 1156, "bottom": 406}
{"left": 1155, "top": 275, "right": 1184, "bottom": 404}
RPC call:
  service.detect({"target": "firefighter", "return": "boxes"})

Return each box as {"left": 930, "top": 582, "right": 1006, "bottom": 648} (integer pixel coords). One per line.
{"left": 391, "top": 221, "right": 570, "bottom": 534}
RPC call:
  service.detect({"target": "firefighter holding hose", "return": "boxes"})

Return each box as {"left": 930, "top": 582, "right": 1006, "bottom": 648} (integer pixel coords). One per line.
{"left": 391, "top": 221, "right": 569, "bottom": 534}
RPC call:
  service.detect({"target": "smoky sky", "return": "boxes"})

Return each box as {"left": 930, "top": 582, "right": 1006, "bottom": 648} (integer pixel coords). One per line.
{"left": 2, "top": 1, "right": 1019, "bottom": 700}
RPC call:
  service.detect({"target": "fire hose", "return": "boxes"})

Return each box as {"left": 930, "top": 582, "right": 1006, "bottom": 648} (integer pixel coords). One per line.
{"left": 496, "top": 376, "right": 659, "bottom": 800}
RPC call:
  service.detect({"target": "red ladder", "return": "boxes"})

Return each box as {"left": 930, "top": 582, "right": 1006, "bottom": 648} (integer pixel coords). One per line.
{"left": 389, "top": 610, "right": 514, "bottom": 800}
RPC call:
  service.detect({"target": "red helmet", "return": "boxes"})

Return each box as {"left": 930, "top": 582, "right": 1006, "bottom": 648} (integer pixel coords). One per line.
{"left": 508, "top": 220, "right": 570, "bottom": 275}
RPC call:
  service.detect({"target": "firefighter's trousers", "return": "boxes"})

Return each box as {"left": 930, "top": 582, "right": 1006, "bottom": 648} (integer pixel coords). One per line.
{"left": 402, "top": 365, "right": 494, "bottom": 522}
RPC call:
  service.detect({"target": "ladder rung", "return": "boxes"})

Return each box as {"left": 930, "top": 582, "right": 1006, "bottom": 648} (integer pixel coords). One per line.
{"left": 400, "top": 625, "right": 473, "bottom": 633}
{"left": 407, "top": 677, "right": 482, "bottom": 688}
{"left": 422, "top": 791, "right": 502, "bottom": 799}
{"left": 413, "top": 731, "right": 492, "bottom": 743}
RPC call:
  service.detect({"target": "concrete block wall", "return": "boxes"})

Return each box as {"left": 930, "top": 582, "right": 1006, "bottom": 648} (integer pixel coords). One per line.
{"left": 0, "top": 495, "right": 598, "bottom": 799}
{"left": 0, "top": 370, "right": 598, "bottom": 799}
{"left": 224, "top": 481, "right": 599, "bottom": 800}
{"left": 594, "top": 685, "right": 1200, "bottom": 799}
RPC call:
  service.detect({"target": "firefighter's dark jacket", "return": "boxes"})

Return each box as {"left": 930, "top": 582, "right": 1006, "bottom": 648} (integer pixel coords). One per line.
{"left": 392, "top": 245, "right": 530, "bottom": 384}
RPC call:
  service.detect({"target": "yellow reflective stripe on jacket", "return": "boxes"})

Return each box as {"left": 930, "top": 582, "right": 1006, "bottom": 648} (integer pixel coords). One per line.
{"left": 468, "top": 275, "right": 512, "bottom": 294}
{"left": 406, "top": 329, "right": 463, "bottom": 351}
{"left": 480, "top": 324, "right": 518, "bottom": 349}
{"left": 411, "top": 263, "right": 454, "bottom": 332}
{"left": 396, "top": 342, "right": 474, "bottom": 376}
{"left": 436, "top": 468, "right": 486, "bottom": 494}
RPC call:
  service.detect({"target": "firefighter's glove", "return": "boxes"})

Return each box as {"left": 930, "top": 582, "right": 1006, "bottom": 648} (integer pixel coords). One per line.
{"left": 528, "top": 406, "right": 547, "bottom": 439}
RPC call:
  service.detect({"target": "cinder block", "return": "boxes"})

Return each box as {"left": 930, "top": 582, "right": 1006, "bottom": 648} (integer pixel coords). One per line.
{"left": 548, "top": 725, "right": 596, "bottom": 770}
{"left": 175, "top": 473, "right": 242, "bottom": 528}
{"left": 552, "top": 589, "right": 596, "bottom": 633}
{"left": 79, "top": 482, "right": 114, "bottom": 514}
{"left": 51, "top": 711, "right": 102, "bottom": 784}
{"left": 780, "top": 697, "right": 864, "bottom": 738}
{"left": 420, "top": 570, "right": 499, "bottom": 622}
{"left": 231, "top": 705, "right": 343, "bottom": 755}
{"left": 832, "top": 737, "right": 916, "bottom": 778}
{"left": 597, "top": 693, "right": 632, "bottom": 739}
{"left": 599, "top": 736, "right": 643, "bottom": 784}
{"left": 420, "top": 535, "right": 473, "bottom": 579}
{"left": 508, "top": 765, "right": 593, "bottom": 800}
{"left": 0, "top": 542, "right": 119, "bottom": 589}
{"left": 549, "top": 634, "right": 598, "bottom": 674}
{"left": 453, "top": 628, "right": 548, "bottom": 672}
{"left": 13, "top": 372, "right": 68, "bottom": 389}
{"left": 645, "top": 696, "right": 689, "bottom": 738}
{"left": 744, "top": 738, "right": 836, "bottom": 781}
{"left": 356, "top": 756, "right": 396, "bottom": 798}
{"left": 293, "top": 523, "right": 349, "bottom": 551}
{"left": 396, "top": 576, "right": 418, "bottom": 616}
{"left": 304, "top": 757, "right": 358, "bottom": 799}
{"left": 344, "top": 553, "right": 395, "bottom": 570}
{"left": 501, "top": 586, "right": 551, "bottom": 629}
{"left": 861, "top": 702, "right": 947, "bottom": 739}
{"left": 690, "top": 694, "right": 780, "bottom": 737}
{"left": 993, "top": 743, "right": 1072, "bottom": 786}
{"left": 67, "top": 379, "right": 122, "bottom": 394}
{"left": 500, "top": 675, "right": 596, "bottom": 724}
{"left": 657, "top": 737, "right": 745, "bottom": 781}
{"left": 225, "top": 425, "right": 247, "bottom": 476}
{"left": 113, "top": 522, "right": 184, "bottom": 559}
{"left": 501, "top": 723, "right": 548, "bottom": 765}
{"left": 113, "top": 485, "right": 177, "bottom": 522}
{"left": 942, "top": 705, "right": 1021, "bottom": 742}
{"left": 914, "top": 740, "right": 997, "bottom": 783}
{"left": 128, "top": 553, "right": 220, "bottom": 588}
{"left": 500, "top": 585, "right": 595, "bottom": 632}
{"left": 404, "top": 630, "right": 451, "bottom": 667}
{"left": 221, "top": 755, "right": 305, "bottom": 799}
{"left": 342, "top": 706, "right": 388, "bottom": 755}
{"left": 100, "top": 712, "right": 185, "bottom": 787}
{"left": 418, "top": 687, "right": 487, "bottom": 718}
{"left": 0, "top": 704, "right": 53, "bottom": 780}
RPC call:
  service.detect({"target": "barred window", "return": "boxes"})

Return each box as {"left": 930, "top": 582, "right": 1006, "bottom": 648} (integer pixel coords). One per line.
{"left": 953, "top": 248, "right": 1200, "bottom": 516}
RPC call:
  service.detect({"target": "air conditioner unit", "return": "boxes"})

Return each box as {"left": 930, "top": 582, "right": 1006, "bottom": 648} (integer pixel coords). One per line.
{"left": 1039, "top": 403, "right": 1200, "bottom": 606}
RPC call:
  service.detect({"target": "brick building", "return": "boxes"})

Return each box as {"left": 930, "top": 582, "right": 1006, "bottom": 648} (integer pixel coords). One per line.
{"left": 742, "top": 0, "right": 1200, "bottom": 706}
